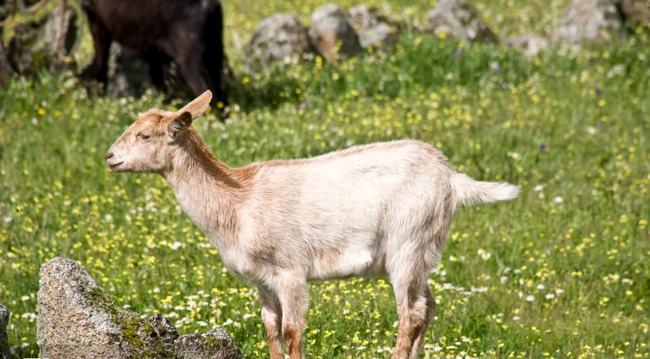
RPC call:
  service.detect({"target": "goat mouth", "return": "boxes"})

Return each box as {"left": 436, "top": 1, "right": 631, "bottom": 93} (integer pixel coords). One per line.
{"left": 108, "top": 161, "right": 123, "bottom": 170}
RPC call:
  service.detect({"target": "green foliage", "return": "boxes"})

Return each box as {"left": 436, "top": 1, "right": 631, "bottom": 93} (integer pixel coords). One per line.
{"left": 1, "top": 1, "right": 649, "bottom": 358}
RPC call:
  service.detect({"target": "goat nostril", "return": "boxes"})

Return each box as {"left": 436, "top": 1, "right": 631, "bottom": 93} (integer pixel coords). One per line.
{"left": 106, "top": 152, "right": 114, "bottom": 159}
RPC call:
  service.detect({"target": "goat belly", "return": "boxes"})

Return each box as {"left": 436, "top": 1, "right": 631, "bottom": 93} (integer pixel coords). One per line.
{"left": 307, "top": 231, "right": 382, "bottom": 280}
{"left": 293, "top": 177, "right": 392, "bottom": 280}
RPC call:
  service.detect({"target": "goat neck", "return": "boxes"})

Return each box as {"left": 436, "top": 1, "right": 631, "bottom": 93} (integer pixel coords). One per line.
{"left": 163, "top": 128, "right": 246, "bottom": 240}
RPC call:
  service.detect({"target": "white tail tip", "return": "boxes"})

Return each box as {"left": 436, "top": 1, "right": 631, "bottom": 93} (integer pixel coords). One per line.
{"left": 452, "top": 173, "right": 519, "bottom": 207}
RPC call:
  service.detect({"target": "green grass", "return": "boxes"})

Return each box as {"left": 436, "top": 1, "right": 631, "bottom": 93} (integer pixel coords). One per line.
{"left": 1, "top": 1, "right": 649, "bottom": 358}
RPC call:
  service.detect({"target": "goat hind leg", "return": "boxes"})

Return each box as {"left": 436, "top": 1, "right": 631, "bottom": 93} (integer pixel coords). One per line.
{"left": 258, "top": 285, "right": 284, "bottom": 359}
{"left": 277, "top": 275, "right": 309, "bottom": 359}
{"left": 390, "top": 272, "right": 429, "bottom": 359}
{"left": 409, "top": 284, "right": 436, "bottom": 359}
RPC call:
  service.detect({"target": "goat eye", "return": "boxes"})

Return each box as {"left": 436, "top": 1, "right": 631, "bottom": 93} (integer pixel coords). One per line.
{"left": 137, "top": 133, "right": 151, "bottom": 140}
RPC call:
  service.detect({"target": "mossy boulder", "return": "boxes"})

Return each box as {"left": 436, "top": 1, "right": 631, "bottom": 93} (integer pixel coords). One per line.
{"left": 37, "top": 257, "right": 241, "bottom": 359}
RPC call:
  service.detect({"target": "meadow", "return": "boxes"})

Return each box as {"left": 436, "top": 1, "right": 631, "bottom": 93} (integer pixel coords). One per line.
{"left": 1, "top": 0, "right": 649, "bottom": 357}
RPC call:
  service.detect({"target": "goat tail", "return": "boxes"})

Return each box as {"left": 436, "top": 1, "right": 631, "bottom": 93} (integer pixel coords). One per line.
{"left": 450, "top": 173, "right": 519, "bottom": 208}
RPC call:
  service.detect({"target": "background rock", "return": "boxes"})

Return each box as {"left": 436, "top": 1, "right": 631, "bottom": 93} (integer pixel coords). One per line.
{"left": 551, "top": 0, "right": 623, "bottom": 45}
{"left": 246, "top": 13, "right": 312, "bottom": 68}
{"left": 348, "top": 4, "right": 400, "bottom": 49}
{"left": 504, "top": 35, "right": 549, "bottom": 57}
{"left": 308, "top": 3, "right": 363, "bottom": 62}
{"left": 426, "top": 0, "right": 498, "bottom": 43}
{"left": 37, "top": 3, "right": 77, "bottom": 66}
{"left": 0, "top": 304, "right": 9, "bottom": 359}
{"left": 37, "top": 257, "right": 242, "bottom": 359}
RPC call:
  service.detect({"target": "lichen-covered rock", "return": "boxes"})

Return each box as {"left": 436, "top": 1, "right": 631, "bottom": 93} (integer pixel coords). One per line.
{"left": 426, "top": 0, "right": 497, "bottom": 43}
{"left": 504, "top": 34, "right": 549, "bottom": 57}
{"left": 246, "top": 13, "right": 312, "bottom": 68}
{"left": 348, "top": 4, "right": 400, "bottom": 49}
{"left": 37, "top": 3, "right": 77, "bottom": 65}
{"left": 37, "top": 257, "right": 242, "bottom": 359}
{"left": 0, "top": 304, "right": 10, "bottom": 359}
{"left": 308, "top": 3, "right": 363, "bottom": 62}
{"left": 551, "top": 0, "right": 623, "bottom": 45}
{"left": 7, "top": 21, "right": 41, "bottom": 74}
{"left": 6, "top": 4, "right": 77, "bottom": 74}
{"left": 174, "top": 328, "right": 242, "bottom": 359}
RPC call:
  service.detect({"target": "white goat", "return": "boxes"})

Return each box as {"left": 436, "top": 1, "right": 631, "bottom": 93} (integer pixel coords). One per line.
{"left": 107, "top": 91, "right": 518, "bottom": 359}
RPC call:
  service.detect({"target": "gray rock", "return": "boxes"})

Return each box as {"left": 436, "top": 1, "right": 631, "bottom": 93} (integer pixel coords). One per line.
{"left": 348, "top": 4, "right": 400, "bottom": 49}
{"left": 37, "top": 257, "right": 242, "bottom": 359}
{"left": 308, "top": 3, "right": 363, "bottom": 62}
{"left": 37, "top": 3, "right": 77, "bottom": 65}
{"left": 426, "top": 0, "right": 497, "bottom": 43}
{"left": 551, "top": 0, "right": 623, "bottom": 45}
{"left": 0, "top": 304, "right": 9, "bottom": 359}
{"left": 7, "top": 21, "right": 41, "bottom": 74}
{"left": 504, "top": 34, "right": 549, "bottom": 57}
{"left": 246, "top": 13, "right": 312, "bottom": 68}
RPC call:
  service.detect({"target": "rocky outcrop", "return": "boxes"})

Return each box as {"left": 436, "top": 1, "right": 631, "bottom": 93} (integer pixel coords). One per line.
{"left": 308, "top": 3, "right": 363, "bottom": 62}
{"left": 0, "top": 304, "right": 9, "bottom": 359}
{"left": 551, "top": 0, "right": 623, "bottom": 45}
{"left": 348, "top": 4, "right": 401, "bottom": 49}
{"left": 426, "top": 0, "right": 498, "bottom": 43}
{"left": 37, "top": 257, "right": 242, "bottom": 359}
{"left": 246, "top": 13, "right": 313, "bottom": 68}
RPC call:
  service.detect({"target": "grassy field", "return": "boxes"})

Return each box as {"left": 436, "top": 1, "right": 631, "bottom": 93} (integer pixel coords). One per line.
{"left": 1, "top": 0, "right": 649, "bottom": 357}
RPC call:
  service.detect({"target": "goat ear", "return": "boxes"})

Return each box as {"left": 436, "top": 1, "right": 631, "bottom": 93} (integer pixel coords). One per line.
{"left": 168, "top": 111, "right": 193, "bottom": 139}
{"left": 179, "top": 90, "right": 212, "bottom": 118}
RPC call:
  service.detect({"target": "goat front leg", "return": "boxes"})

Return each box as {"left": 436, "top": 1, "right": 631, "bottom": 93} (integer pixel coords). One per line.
{"left": 258, "top": 285, "right": 284, "bottom": 359}
{"left": 276, "top": 274, "right": 309, "bottom": 359}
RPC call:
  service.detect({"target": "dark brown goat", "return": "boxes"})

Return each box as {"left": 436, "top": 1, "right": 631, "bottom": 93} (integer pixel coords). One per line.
{"left": 81, "top": 0, "right": 227, "bottom": 105}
